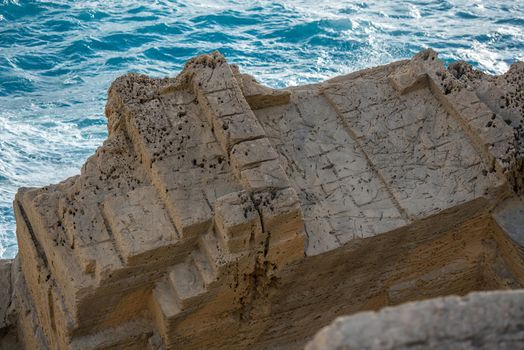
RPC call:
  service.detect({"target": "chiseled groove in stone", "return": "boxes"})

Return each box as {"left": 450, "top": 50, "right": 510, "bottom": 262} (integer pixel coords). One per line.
{"left": 392, "top": 50, "right": 513, "bottom": 195}
{"left": 427, "top": 77, "right": 499, "bottom": 171}
{"left": 98, "top": 203, "right": 126, "bottom": 266}
{"left": 191, "top": 248, "right": 218, "bottom": 287}
{"left": 157, "top": 192, "right": 182, "bottom": 243}
{"left": 16, "top": 201, "right": 49, "bottom": 269}
{"left": 428, "top": 78, "right": 514, "bottom": 196}
{"left": 320, "top": 89, "right": 411, "bottom": 222}
{"left": 15, "top": 202, "right": 77, "bottom": 348}
{"left": 227, "top": 134, "right": 267, "bottom": 155}
{"left": 322, "top": 61, "right": 504, "bottom": 220}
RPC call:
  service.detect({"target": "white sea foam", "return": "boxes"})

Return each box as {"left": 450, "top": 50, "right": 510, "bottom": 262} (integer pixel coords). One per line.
{"left": 0, "top": 0, "right": 522, "bottom": 257}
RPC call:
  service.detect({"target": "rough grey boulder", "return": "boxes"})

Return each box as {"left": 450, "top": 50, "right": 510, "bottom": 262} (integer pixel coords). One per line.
{"left": 307, "top": 290, "right": 524, "bottom": 350}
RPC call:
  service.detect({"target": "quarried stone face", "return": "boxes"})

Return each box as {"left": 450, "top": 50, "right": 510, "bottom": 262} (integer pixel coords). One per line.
{"left": 9, "top": 49, "right": 524, "bottom": 349}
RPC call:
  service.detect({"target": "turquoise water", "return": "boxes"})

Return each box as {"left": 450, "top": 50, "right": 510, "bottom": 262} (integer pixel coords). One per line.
{"left": 0, "top": 1, "right": 523, "bottom": 258}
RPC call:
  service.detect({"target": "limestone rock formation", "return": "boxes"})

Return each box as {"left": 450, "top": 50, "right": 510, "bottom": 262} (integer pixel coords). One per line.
{"left": 4, "top": 49, "right": 524, "bottom": 349}
{"left": 306, "top": 289, "right": 524, "bottom": 350}
{"left": 0, "top": 259, "right": 19, "bottom": 350}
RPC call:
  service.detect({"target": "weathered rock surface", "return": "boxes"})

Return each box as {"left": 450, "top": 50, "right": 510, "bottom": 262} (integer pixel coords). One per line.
{"left": 0, "top": 260, "right": 13, "bottom": 330}
{"left": 0, "top": 259, "right": 20, "bottom": 350}
{"left": 306, "top": 289, "right": 524, "bottom": 350}
{"left": 4, "top": 49, "right": 524, "bottom": 349}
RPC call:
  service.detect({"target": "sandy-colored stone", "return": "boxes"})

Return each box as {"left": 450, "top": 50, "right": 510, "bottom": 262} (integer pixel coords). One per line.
{"left": 0, "top": 261, "right": 13, "bottom": 330}
{"left": 214, "top": 191, "right": 262, "bottom": 253}
{"left": 7, "top": 49, "right": 524, "bottom": 350}
{"left": 102, "top": 186, "right": 178, "bottom": 265}
{"left": 211, "top": 112, "right": 266, "bottom": 153}
{"left": 240, "top": 160, "right": 290, "bottom": 192}
{"left": 230, "top": 138, "right": 279, "bottom": 173}
{"left": 254, "top": 187, "right": 304, "bottom": 242}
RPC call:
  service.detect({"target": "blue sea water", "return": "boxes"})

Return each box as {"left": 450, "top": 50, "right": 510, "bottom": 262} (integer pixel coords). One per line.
{"left": 0, "top": 1, "right": 523, "bottom": 258}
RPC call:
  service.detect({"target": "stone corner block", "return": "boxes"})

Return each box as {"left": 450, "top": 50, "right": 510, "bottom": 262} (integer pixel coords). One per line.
{"left": 230, "top": 138, "right": 279, "bottom": 173}
{"left": 254, "top": 187, "right": 304, "bottom": 242}
{"left": 165, "top": 188, "right": 213, "bottom": 239}
{"left": 240, "top": 160, "right": 290, "bottom": 193}
{"left": 266, "top": 231, "right": 306, "bottom": 268}
{"left": 388, "top": 64, "right": 428, "bottom": 95}
{"left": 211, "top": 112, "right": 266, "bottom": 154}
{"left": 214, "top": 191, "right": 262, "bottom": 253}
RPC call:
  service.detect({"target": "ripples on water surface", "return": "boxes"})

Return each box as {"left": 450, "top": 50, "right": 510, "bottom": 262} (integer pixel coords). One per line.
{"left": 0, "top": 0, "right": 523, "bottom": 257}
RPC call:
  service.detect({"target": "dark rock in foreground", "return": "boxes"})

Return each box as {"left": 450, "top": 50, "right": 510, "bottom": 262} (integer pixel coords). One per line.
{"left": 307, "top": 290, "right": 524, "bottom": 350}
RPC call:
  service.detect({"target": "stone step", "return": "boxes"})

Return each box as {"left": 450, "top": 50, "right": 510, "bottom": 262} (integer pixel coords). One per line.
{"left": 70, "top": 318, "right": 153, "bottom": 350}
{"left": 191, "top": 248, "right": 218, "bottom": 288}
{"left": 149, "top": 280, "right": 182, "bottom": 340}
{"left": 102, "top": 186, "right": 179, "bottom": 266}
{"left": 199, "top": 230, "right": 231, "bottom": 276}
{"left": 168, "top": 261, "right": 208, "bottom": 309}
{"left": 151, "top": 157, "right": 215, "bottom": 239}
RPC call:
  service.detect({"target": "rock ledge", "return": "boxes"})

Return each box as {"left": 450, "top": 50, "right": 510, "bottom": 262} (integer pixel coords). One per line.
{"left": 4, "top": 50, "right": 524, "bottom": 349}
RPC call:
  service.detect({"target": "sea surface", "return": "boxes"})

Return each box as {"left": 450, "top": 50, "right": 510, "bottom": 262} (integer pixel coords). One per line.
{"left": 0, "top": 0, "right": 523, "bottom": 258}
